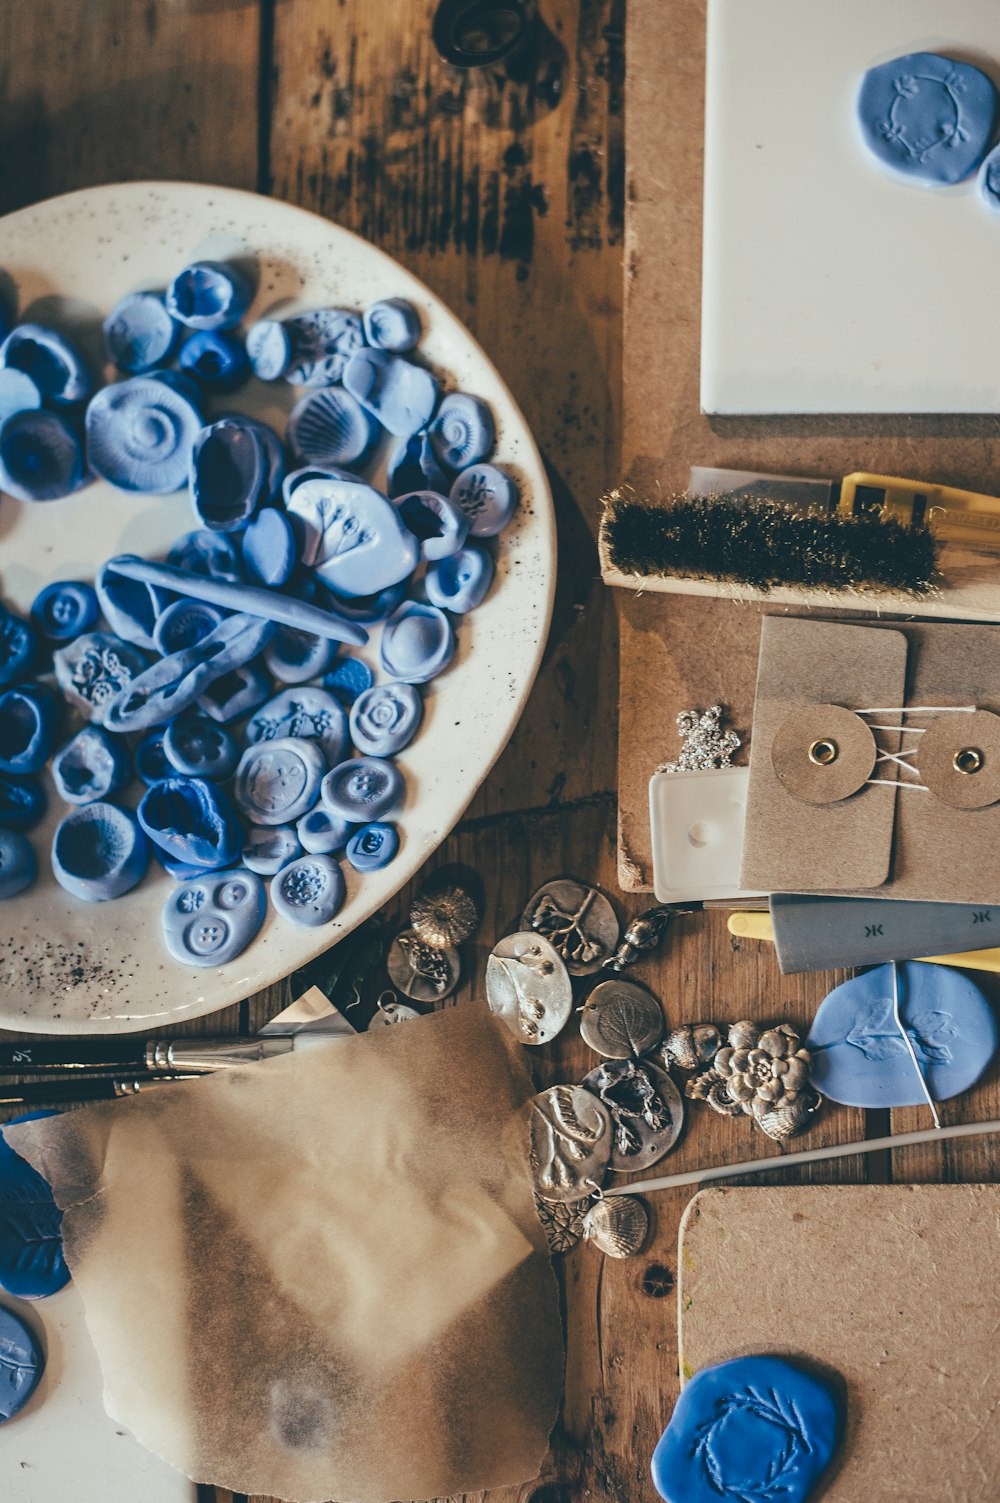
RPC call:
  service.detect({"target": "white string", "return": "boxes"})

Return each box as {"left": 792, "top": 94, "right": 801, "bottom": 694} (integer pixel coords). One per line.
{"left": 856, "top": 705, "right": 977, "bottom": 716}
{"left": 865, "top": 778, "right": 929, "bottom": 791}
{"left": 892, "top": 961, "right": 941, "bottom": 1130}
{"left": 866, "top": 724, "right": 925, "bottom": 734}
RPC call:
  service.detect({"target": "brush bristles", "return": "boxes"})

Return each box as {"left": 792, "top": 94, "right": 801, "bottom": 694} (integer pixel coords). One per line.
{"left": 602, "top": 491, "right": 940, "bottom": 596}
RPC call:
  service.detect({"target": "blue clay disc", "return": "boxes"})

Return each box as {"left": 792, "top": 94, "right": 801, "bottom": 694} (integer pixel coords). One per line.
{"left": 246, "top": 319, "right": 291, "bottom": 381}
{"left": 425, "top": 542, "right": 494, "bottom": 613}
{"left": 103, "top": 292, "right": 179, "bottom": 373}
{"left": 86, "top": 376, "right": 202, "bottom": 494}
{"left": 297, "top": 807, "right": 355, "bottom": 855}
{"left": 362, "top": 297, "right": 421, "bottom": 353}
{"left": 246, "top": 687, "right": 348, "bottom": 765}
{"left": 234, "top": 738, "right": 327, "bottom": 826}
{"left": 0, "top": 830, "right": 35, "bottom": 900}
{"left": 197, "top": 661, "right": 271, "bottom": 723}
{"left": 0, "top": 368, "right": 41, "bottom": 427}
{"left": 380, "top": 602, "right": 455, "bottom": 684}
{"left": 0, "top": 774, "right": 46, "bottom": 832}
{"left": 346, "top": 821, "right": 399, "bottom": 872}
{"left": 134, "top": 728, "right": 173, "bottom": 786}
{"left": 0, "top": 409, "right": 85, "bottom": 502}
{"left": 161, "top": 868, "right": 266, "bottom": 967}
{"left": 166, "top": 261, "right": 251, "bottom": 331}
{"left": 651, "top": 1355, "right": 839, "bottom": 1503}
{"left": 0, "top": 1110, "right": 68, "bottom": 1299}
{"left": 242, "top": 506, "right": 298, "bottom": 589}
{"left": 52, "top": 802, "right": 149, "bottom": 902}
{"left": 321, "top": 756, "right": 404, "bottom": 822}
{"left": 806, "top": 961, "right": 997, "bottom": 1107}
{"left": 349, "top": 682, "right": 423, "bottom": 757}
{"left": 243, "top": 824, "right": 301, "bottom": 876}
{"left": 179, "top": 329, "right": 249, "bottom": 391}
{"left": 428, "top": 393, "right": 495, "bottom": 471}
{"left": 857, "top": 52, "right": 997, "bottom": 185}
{"left": 284, "top": 308, "right": 365, "bottom": 387}
{"left": 270, "top": 853, "right": 346, "bottom": 927}
{"left": 163, "top": 714, "right": 239, "bottom": 781}
{"left": 343, "top": 348, "right": 438, "bottom": 438}
{"left": 51, "top": 726, "right": 129, "bottom": 805}
{"left": 30, "top": 581, "right": 99, "bottom": 643}
{"left": 449, "top": 462, "right": 518, "bottom": 537}
{"left": 324, "top": 655, "right": 374, "bottom": 706}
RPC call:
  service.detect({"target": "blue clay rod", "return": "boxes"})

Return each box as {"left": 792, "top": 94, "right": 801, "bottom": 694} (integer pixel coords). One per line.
{"left": 104, "top": 613, "right": 276, "bottom": 732}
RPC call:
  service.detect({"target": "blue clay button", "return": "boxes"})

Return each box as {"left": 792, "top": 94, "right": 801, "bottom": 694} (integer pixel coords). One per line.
{"left": 0, "top": 323, "right": 91, "bottom": 405}
{"left": 51, "top": 726, "right": 129, "bottom": 805}
{"left": 30, "top": 580, "right": 98, "bottom": 643}
{"left": 0, "top": 1110, "right": 67, "bottom": 1298}
{"left": 857, "top": 53, "right": 997, "bottom": 185}
{"left": 152, "top": 598, "right": 225, "bottom": 656}
{"left": 246, "top": 686, "right": 348, "bottom": 765}
{"left": 86, "top": 375, "right": 203, "bottom": 493}
{"left": 167, "top": 528, "right": 244, "bottom": 583}
{"left": 0, "top": 368, "right": 42, "bottom": 426}
{"left": 284, "top": 309, "right": 365, "bottom": 387}
{"left": 395, "top": 489, "right": 469, "bottom": 561}
{"left": 449, "top": 462, "right": 518, "bottom": 537}
{"left": 362, "top": 298, "right": 421, "bottom": 353}
{"left": 178, "top": 329, "right": 250, "bottom": 391}
{"left": 321, "top": 756, "right": 404, "bottom": 822}
{"left": 234, "top": 737, "right": 327, "bottom": 825}
{"left": 343, "top": 348, "right": 438, "bottom": 438}
{"left": 346, "top": 821, "right": 399, "bottom": 872}
{"left": 138, "top": 777, "right": 242, "bottom": 869}
{"left": 387, "top": 431, "right": 448, "bottom": 499}
{"left": 297, "top": 807, "right": 355, "bottom": 855}
{"left": 246, "top": 319, "right": 291, "bottom": 380}
{"left": 651, "top": 1355, "right": 839, "bottom": 1503}
{"left": 264, "top": 627, "right": 339, "bottom": 686}
{"left": 287, "top": 385, "right": 379, "bottom": 469}
{"left": 166, "top": 261, "right": 252, "bottom": 331}
{"left": 197, "top": 660, "right": 271, "bottom": 723}
{"left": 0, "top": 830, "right": 35, "bottom": 899}
{"left": 163, "top": 714, "right": 238, "bottom": 781}
{"left": 426, "top": 541, "right": 494, "bottom": 613}
{"left": 0, "top": 775, "right": 45, "bottom": 832}
{"left": 979, "top": 142, "right": 1000, "bottom": 213}
{"left": 0, "top": 686, "right": 59, "bottom": 775}
{"left": 324, "top": 655, "right": 374, "bottom": 706}
{"left": 0, "top": 409, "right": 85, "bottom": 502}
{"left": 243, "top": 824, "right": 301, "bottom": 876}
{"left": 53, "top": 632, "right": 149, "bottom": 725}
{"left": 381, "top": 601, "right": 455, "bottom": 683}
{"left": 270, "top": 853, "right": 346, "bottom": 927}
{"left": 806, "top": 961, "right": 997, "bottom": 1107}
{"left": 0, "top": 1305, "right": 45, "bottom": 1419}
{"left": 52, "top": 801, "right": 149, "bottom": 901}
{"left": 285, "top": 473, "right": 420, "bottom": 598}
{"left": 95, "top": 560, "right": 171, "bottom": 651}
{"left": 190, "top": 417, "right": 268, "bottom": 532}
{"left": 428, "top": 393, "right": 495, "bottom": 471}
{"left": 349, "top": 682, "right": 423, "bottom": 757}
{"left": 134, "top": 728, "right": 173, "bottom": 786}
{"left": 162, "top": 868, "right": 266, "bottom": 967}
{"left": 103, "top": 292, "right": 179, "bottom": 373}
{"left": 0, "top": 613, "right": 35, "bottom": 687}
{"left": 242, "top": 505, "right": 297, "bottom": 589}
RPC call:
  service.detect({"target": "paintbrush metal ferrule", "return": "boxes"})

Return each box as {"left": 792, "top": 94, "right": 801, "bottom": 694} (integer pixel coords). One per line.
{"left": 0, "top": 1033, "right": 348, "bottom": 1075}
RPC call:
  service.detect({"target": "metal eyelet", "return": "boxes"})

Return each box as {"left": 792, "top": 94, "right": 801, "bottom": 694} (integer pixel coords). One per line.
{"left": 808, "top": 738, "right": 839, "bottom": 766}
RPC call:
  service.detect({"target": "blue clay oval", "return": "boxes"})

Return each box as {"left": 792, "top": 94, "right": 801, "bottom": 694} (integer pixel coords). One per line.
{"left": 270, "top": 853, "right": 346, "bottom": 927}
{"left": 263, "top": 627, "right": 339, "bottom": 686}
{"left": 166, "top": 261, "right": 252, "bottom": 331}
{"left": 297, "top": 807, "right": 355, "bottom": 855}
{"left": 0, "top": 1304, "right": 45, "bottom": 1419}
{"left": 0, "top": 613, "right": 35, "bottom": 687}
{"left": 979, "top": 142, "right": 1000, "bottom": 213}
{"left": 53, "top": 633, "right": 149, "bottom": 725}
{"left": 95, "top": 560, "right": 171, "bottom": 651}
{"left": 386, "top": 431, "right": 448, "bottom": 499}
{"left": 284, "top": 308, "right": 365, "bottom": 387}
{"left": 284, "top": 473, "right": 420, "bottom": 598}
{"left": 138, "top": 777, "right": 243, "bottom": 869}
{"left": 0, "top": 830, "right": 35, "bottom": 899}
{"left": 190, "top": 417, "right": 267, "bottom": 532}
{"left": 857, "top": 53, "right": 997, "bottom": 186}
{"left": 0, "top": 367, "right": 42, "bottom": 426}
{"left": 0, "top": 1110, "right": 68, "bottom": 1299}
{"left": 30, "top": 580, "right": 99, "bottom": 643}
{"left": 234, "top": 737, "right": 327, "bottom": 827}
{"left": 243, "top": 824, "right": 301, "bottom": 876}
{"left": 346, "top": 821, "right": 399, "bottom": 872}
{"left": 163, "top": 713, "right": 238, "bottom": 781}
{"left": 362, "top": 297, "right": 421, "bottom": 353}
{"left": 425, "top": 541, "right": 494, "bottom": 613}
{"left": 349, "top": 682, "right": 423, "bottom": 757}
{"left": 321, "top": 756, "right": 404, "bottom": 822}
{"left": 343, "top": 348, "right": 438, "bottom": 438}
{"left": 51, "top": 726, "right": 129, "bottom": 805}
{"left": 242, "top": 506, "right": 298, "bottom": 588}
{"left": 86, "top": 376, "right": 203, "bottom": 493}
{"left": 246, "top": 318, "right": 291, "bottom": 380}
{"left": 0, "top": 409, "right": 85, "bottom": 502}
{"left": 134, "top": 728, "right": 173, "bottom": 786}
{"left": 197, "top": 660, "right": 271, "bottom": 723}
{"left": 380, "top": 601, "right": 455, "bottom": 684}
{"left": 449, "top": 462, "right": 518, "bottom": 537}
{"left": 167, "top": 528, "right": 244, "bottom": 583}
{"left": 0, "top": 686, "right": 59, "bottom": 775}
{"left": 103, "top": 292, "right": 179, "bottom": 373}
{"left": 324, "top": 655, "right": 374, "bottom": 706}
{"left": 395, "top": 489, "right": 469, "bottom": 561}
{"left": 0, "top": 774, "right": 45, "bottom": 832}
{"left": 52, "top": 802, "right": 149, "bottom": 902}
{"left": 246, "top": 686, "right": 348, "bottom": 765}
{"left": 0, "top": 323, "right": 92, "bottom": 404}
{"left": 152, "top": 598, "right": 225, "bottom": 656}
{"left": 287, "top": 385, "right": 379, "bottom": 469}
{"left": 179, "top": 329, "right": 250, "bottom": 391}
{"left": 161, "top": 867, "right": 266, "bottom": 967}
{"left": 428, "top": 393, "right": 495, "bottom": 470}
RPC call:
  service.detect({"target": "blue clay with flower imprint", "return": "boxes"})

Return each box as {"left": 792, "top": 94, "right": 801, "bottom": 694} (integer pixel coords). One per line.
{"left": 53, "top": 633, "right": 149, "bottom": 725}
{"left": 381, "top": 601, "right": 455, "bottom": 684}
{"left": 363, "top": 298, "right": 420, "bottom": 352}
{"left": 449, "top": 462, "right": 518, "bottom": 537}
{"left": 52, "top": 726, "right": 129, "bottom": 805}
{"left": 425, "top": 542, "right": 494, "bottom": 613}
{"left": 321, "top": 756, "right": 404, "bottom": 823}
{"left": 0, "top": 774, "right": 45, "bottom": 832}
{"left": 0, "top": 1110, "right": 68, "bottom": 1298}
{"left": 428, "top": 393, "right": 495, "bottom": 471}
{"left": 395, "top": 490, "right": 469, "bottom": 561}
{"left": 138, "top": 777, "right": 243, "bottom": 870}
{"left": 164, "top": 714, "right": 238, "bottom": 781}
{"left": 0, "top": 409, "right": 84, "bottom": 501}
{"left": 166, "top": 261, "right": 251, "bottom": 331}
{"left": 31, "top": 581, "right": 98, "bottom": 643}
{"left": 246, "top": 319, "right": 291, "bottom": 380}
{"left": 0, "top": 323, "right": 91, "bottom": 404}
{"left": 284, "top": 308, "right": 365, "bottom": 387}
{"left": 349, "top": 682, "right": 423, "bottom": 757}
{"left": 243, "top": 824, "right": 301, "bottom": 876}
{"left": 270, "top": 853, "right": 346, "bottom": 927}
{"left": 297, "top": 807, "right": 355, "bottom": 855}
{"left": 52, "top": 802, "right": 149, "bottom": 902}
{"left": 346, "top": 821, "right": 399, "bottom": 872}
{"left": 103, "top": 292, "right": 179, "bottom": 373}
{"left": 0, "top": 830, "right": 35, "bottom": 900}
{"left": 0, "top": 612, "right": 35, "bottom": 687}
{"left": 857, "top": 53, "right": 997, "bottom": 186}
{"left": 343, "top": 348, "right": 438, "bottom": 438}
{"left": 234, "top": 737, "right": 326, "bottom": 826}
{"left": 86, "top": 376, "right": 203, "bottom": 493}
{"left": 161, "top": 868, "right": 266, "bottom": 967}
{"left": 246, "top": 686, "right": 348, "bottom": 765}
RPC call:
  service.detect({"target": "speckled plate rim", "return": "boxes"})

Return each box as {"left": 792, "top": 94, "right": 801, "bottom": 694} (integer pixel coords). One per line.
{"left": 0, "top": 181, "right": 555, "bottom": 1033}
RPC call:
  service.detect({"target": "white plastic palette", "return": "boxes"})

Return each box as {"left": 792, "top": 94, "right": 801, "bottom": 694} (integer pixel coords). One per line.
{"left": 648, "top": 766, "right": 764, "bottom": 904}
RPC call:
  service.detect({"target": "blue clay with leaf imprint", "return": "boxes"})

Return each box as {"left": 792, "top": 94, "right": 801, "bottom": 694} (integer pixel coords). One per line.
{"left": 52, "top": 801, "right": 149, "bottom": 901}
{"left": 449, "top": 461, "right": 518, "bottom": 537}
{"left": 166, "top": 261, "right": 251, "bottom": 331}
{"left": 0, "top": 774, "right": 45, "bottom": 832}
{"left": 321, "top": 756, "right": 404, "bottom": 822}
{"left": 152, "top": 598, "right": 225, "bottom": 656}
{"left": 243, "top": 823, "right": 301, "bottom": 876}
{"left": 138, "top": 777, "right": 243, "bottom": 869}
{"left": 343, "top": 348, "right": 438, "bottom": 438}
{"left": 380, "top": 601, "right": 455, "bottom": 684}
{"left": 163, "top": 713, "right": 238, "bottom": 781}
{"left": 0, "top": 1110, "right": 68, "bottom": 1299}
{"left": 284, "top": 473, "right": 420, "bottom": 599}
{"left": 234, "top": 737, "right": 327, "bottom": 826}
{"left": 270, "top": 853, "right": 346, "bottom": 927}
{"left": 362, "top": 297, "right": 421, "bottom": 352}
{"left": 103, "top": 292, "right": 179, "bottom": 373}
{"left": 425, "top": 541, "right": 494, "bottom": 613}
{"left": 857, "top": 53, "right": 997, "bottom": 186}
{"left": 0, "top": 686, "right": 58, "bottom": 775}
{"left": 428, "top": 393, "right": 495, "bottom": 471}
{"left": 0, "top": 1305, "right": 44, "bottom": 1421}
{"left": 197, "top": 660, "right": 271, "bottom": 723}
{"left": 346, "top": 821, "right": 399, "bottom": 872}
{"left": 288, "top": 385, "right": 379, "bottom": 469}
{"left": 386, "top": 430, "right": 448, "bottom": 499}
{"left": 0, "top": 409, "right": 85, "bottom": 501}
{"left": 51, "top": 725, "right": 129, "bottom": 805}
{"left": 284, "top": 308, "right": 365, "bottom": 386}
{"left": 0, "top": 830, "right": 35, "bottom": 899}
{"left": 30, "top": 580, "right": 98, "bottom": 643}
{"left": 86, "top": 375, "right": 203, "bottom": 493}
{"left": 349, "top": 682, "right": 423, "bottom": 757}
{"left": 167, "top": 528, "right": 245, "bottom": 583}
{"left": 0, "top": 323, "right": 91, "bottom": 404}
{"left": 297, "top": 806, "right": 356, "bottom": 855}
{"left": 242, "top": 506, "right": 297, "bottom": 588}
{"left": 246, "top": 685, "right": 348, "bottom": 765}
{"left": 161, "top": 868, "right": 266, "bottom": 967}
{"left": 246, "top": 318, "right": 291, "bottom": 380}
{"left": 0, "top": 367, "right": 41, "bottom": 425}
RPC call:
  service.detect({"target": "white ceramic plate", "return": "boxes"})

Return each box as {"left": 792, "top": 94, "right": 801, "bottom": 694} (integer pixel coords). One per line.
{"left": 0, "top": 182, "right": 554, "bottom": 1033}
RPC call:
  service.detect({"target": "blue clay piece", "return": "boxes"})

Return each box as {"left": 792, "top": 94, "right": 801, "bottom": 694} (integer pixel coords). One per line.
{"left": 86, "top": 376, "right": 203, "bottom": 493}
{"left": 242, "top": 506, "right": 297, "bottom": 588}
{"left": 857, "top": 53, "right": 997, "bottom": 186}
{"left": 30, "top": 580, "right": 98, "bottom": 643}
{"left": 167, "top": 528, "right": 244, "bottom": 583}
{"left": 197, "top": 660, "right": 271, "bottom": 723}
{"left": 161, "top": 868, "right": 266, "bottom": 967}
{"left": 0, "top": 1305, "right": 44, "bottom": 1419}
{"left": 134, "top": 729, "right": 173, "bottom": 786}
{"left": 0, "top": 1110, "right": 67, "bottom": 1298}
{"left": 287, "top": 385, "right": 379, "bottom": 469}
{"left": 0, "top": 323, "right": 91, "bottom": 405}
{"left": 346, "top": 821, "right": 399, "bottom": 872}
{"left": 163, "top": 714, "right": 238, "bottom": 781}
{"left": 282, "top": 464, "right": 357, "bottom": 508}
{"left": 0, "top": 831, "right": 35, "bottom": 899}
{"left": 166, "top": 261, "right": 251, "bottom": 331}
{"left": 297, "top": 807, "right": 355, "bottom": 855}
{"left": 152, "top": 598, "right": 225, "bottom": 656}
{"left": 270, "top": 853, "right": 346, "bottom": 928}
{"left": 235, "top": 415, "right": 285, "bottom": 507}
{"left": 380, "top": 601, "right": 455, "bottom": 684}
{"left": 52, "top": 802, "right": 149, "bottom": 901}
{"left": 324, "top": 655, "right": 374, "bottom": 706}
{"left": 806, "top": 961, "right": 997, "bottom": 1107}
{"left": 0, "top": 613, "right": 36, "bottom": 687}
{"left": 179, "top": 330, "right": 249, "bottom": 391}
{"left": 395, "top": 489, "right": 469, "bottom": 561}
{"left": 51, "top": 726, "right": 129, "bottom": 805}
{"left": 234, "top": 737, "right": 326, "bottom": 826}
{"left": 979, "top": 142, "right": 1000, "bottom": 213}
{"left": 0, "top": 409, "right": 85, "bottom": 502}
{"left": 425, "top": 541, "right": 494, "bottom": 613}
{"left": 0, "top": 775, "right": 45, "bottom": 832}
{"left": 449, "top": 462, "right": 518, "bottom": 537}
{"left": 246, "top": 319, "right": 291, "bottom": 380}
{"left": 343, "top": 348, "right": 438, "bottom": 438}
{"left": 103, "top": 292, "right": 179, "bottom": 373}
{"left": 386, "top": 431, "right": 448, "bottom": 499}
{"left": 246, "top": 686, "right": 349, "bottom": 765}
{"left": 149, "top": 369, "right": 203, "bottom": 405}
{"left": 362, "top": 297, "right": 421, "bottom": 353}
{"left": 95, "top": 560, "right": 171, "bottom": 651}
{"left": 104, "top": 614, "right": 274, "bottom": 732}
{"left": 650, "top": 1355, "right": 839, "bottom": 1503}
{"left": 243, "top": 824, "right": 301, "bottom": 876}
{"left": 428, "top": 393, "right": 495, "bottom": 471}
{"left": 349, "top": 682, "right": 423, "bottom": 757}
{"left": 138, "top": 777, "right": 243, "bottom": 869}
{"left": 263, "top": 626, "right": 339, "bottom": 686}
{"left": 317, "top": 580, "right": 406, "bottom": 626}
{"left": 0, "top": 686, "right": 59, "bottom": 775}
{"left": 284, "top": 309, "right": 365, "bottom": 387}
{"left": 284, "top": 473, "right": 420, "bottom": 598}
{"left": 53, "top": 632, "right": 149, "bottom": 726}
{"left": 153, "top": 848, "right": 210, "bottom": 881}
{"left": 0, "top": 368, "right": 42, "bottom": 426}
{"left": 190, "top": 417, "right": 268, "bottom": 533}
{"left": 321, "top": 756, "right": 404, "bottom": 822}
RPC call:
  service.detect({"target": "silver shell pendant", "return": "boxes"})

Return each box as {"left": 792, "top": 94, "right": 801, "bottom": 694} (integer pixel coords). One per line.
{"left": 582, "top": 1196, "right": 650, "bottom": 1259}
{"left": 533, "top": 1193, "right": 590, "bottom": 1255}
{"left": 751, "top": 1087, "right": 822, "bottom": 1141}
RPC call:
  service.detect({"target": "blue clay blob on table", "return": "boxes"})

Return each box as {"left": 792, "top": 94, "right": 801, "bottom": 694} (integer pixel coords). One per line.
{"left": 246, "top": 686, "right": 348, "bottom": 764}
{"left": 806, "top": 961, "right": 997, "bottom": 1107}
{"left": 0, "top": 830, "right": 35, "bottom": 899}
{"left": 857, "top": 53, "right": 997, "bottom": 185}
{"left": 0, "top": 612, "right": 36, "bottom": 687}
{"left": 650, "top": 1355, "right": 840, "bottom": 1503}
{"left": 104, "top": 292, "right": 178, "bottom": 373}
{"left": 979, "top": 142, "right": 1000, "bottom": 213}
{"left": 324, "top": 655, "right": 374, "bottom": 706}
{"left": 0, "top": 1109, "right": 68, "bottom": 1299}
{"left": 242, "top": 507, "right": 297, "bottom": 589}
{"left": 52, "top": 802, "right": 149, "bottom": 901}
{"left": 346, "top": 821, "right": 399, "bottom": 872}
{"left": 297, "top": 807, "right": 355, "bottom": 855}
{"left": 30, "top": 580, "right": 99, "bottom": 643}
{"left": 0, "top": 686, "right": 59, "bottom": 775}
{"left": 425, "top": 542, "right": 494, "bottom": 613}
{"left": 86, "top": 375, "right": 203, "bottom": 493}
{"left": 343, "top": 347, "right": 439, "bottom": 437}
{"left": 0, "top": 323, "right": 92, "bottom": 404}
{"left": 288, "top": 385, "right": 378, "bottom": 469}
{"left": 270, "top": 853, "right": 346, "bottom": 927}
{"left": 396, "top": 490, "right": 469, "bottom": 561}
{"left": 166, "top": 260, "right": 252, "bottom": 331}
{"left": 243, "top": 824, "right": 301, "bottom": 876}
{"left": 178, "top": 329, "right": 249, "bottom": 391}
{"left": 0, "top": 409, "right": 85, "bottom": 502}
{"left": 246, "top": 318, "right": 291, "bottom": 380}
{"left": 284, "top": 308, "right": 365, "bottom": 386}
{"left": 0, "top": 775, "right": 46, "bottom": 832}
{"left": 51, "top": 726, "right": 129, "bottom": 805}
{"left": 321, "top": 756, "right": 404, "bottom": 823}
{"left": 381, "top": 601, "right": 455, "bottom": 683}
{"left": 428, "top": 392, "right": 495, "bottom": 470}
{"left": 138, "top": 777, "right": 243, "bottom": 869}
{"left": 349, "top": 682, "right": 423, "bottom": 757}
{"left": 163, "top": 713, "right": 239, "bottom": 781}
{"left": 0, "top": 1305, "right": 45, "bottom": 1422}
{"left": 161, "top": 868, "right": 266, "bottom": 966}
{"left": 449, "top": 461, "right": 518, "bottom": 537}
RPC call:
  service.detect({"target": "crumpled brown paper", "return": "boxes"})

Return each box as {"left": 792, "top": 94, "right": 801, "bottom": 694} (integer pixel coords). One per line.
{"left": 7, "top": 1006, "right": 562, "bottom": 1502}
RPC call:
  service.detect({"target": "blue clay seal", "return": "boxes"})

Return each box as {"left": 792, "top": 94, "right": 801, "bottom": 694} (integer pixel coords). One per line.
{"left": 0, "top": 1305, "right": 44, "bottom": 1421}
{"left": 0, "top": 1110, "right": 68, "bottom": 1299}
{"left": 161, "top": 868, "right": 266, "bottom": 967}
{"left": 449, "top": 462, "right": 518, "bottom": 537}
{"left": 425, "top": 542, "right": 494, "bottom": 613}
{"left": 349, "top": 682, "right": 423, "bottom": 757}
{"left": 234, "top": 737, "right": 327, "bottom": 826}
{"left": 270, "top": 853, "right": 346, "bottom": 927}
{"left": 346, "top": 821, "right": 399, "bottom": 872}
{"left": 103, "top": 292, "right": 179, "bottom": 373}
{"left": 857, "top": 52, "right": 997, "bottom": 185}
{"left": 321, "top": 756, "right": 404, "bottom": 822}
{"left": 243, "top": 824, "right": 301, "bottom": 876}
{"left": 30, "top": 581, "right": 99, "bottom": 643}
{"left": 380, "top": 601, "right": 455, "bottom": 684}
{"left": 163, "top": 714, "right": 239, "bottom": 781}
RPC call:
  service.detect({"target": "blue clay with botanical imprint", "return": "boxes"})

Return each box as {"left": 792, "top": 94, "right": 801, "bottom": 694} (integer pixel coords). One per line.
{"left": 284, "top": 308, "right": 365, "bottom": 386}
{"left": 449, "top": 461, "right": 518, "bottom": 537}
{"left": 246, "top": 686, "right": 348, "bottom": 764}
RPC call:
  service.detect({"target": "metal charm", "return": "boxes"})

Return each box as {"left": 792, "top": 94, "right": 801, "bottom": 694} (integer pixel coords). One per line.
{"left": 368, "top": 993, "right": 421, "bottom": 1026}
{"left": 529, "top": 1084, "right": 613, "bottom": 1203}
{"left": 486, "top": 931, "right": 572, "bottom": 1045}
{"left": 581, "top": 1057, "right": 684, "bottom": 1172}
{"left": 656, "top": 703, "right": 741, "bottom": 774}
{"left": 410, "top": 878, "right": 480, "bottom": 948}
{"left": 661, "top": 1022, "right": 722, "bottom": 1071}
{"left": 386, "top": 927, "right": 460, "bottom": 1002}
{"left": 582, "top": 1195, "right": 650, "bottom": 1259}
{"left": 533, "top": 1192, "right": 590, "bottom": 1255}
{"left": 579, "top": 978, "right": 665, "bottom": 1059}
{"left": 685, "top": 1020, "right": 819, "bottom": 1141}
{"left": 602, "top": 904, "right": 679, "bottom": 971}
{"left": 521, "top": 877, "right": 620, "bottom": 975}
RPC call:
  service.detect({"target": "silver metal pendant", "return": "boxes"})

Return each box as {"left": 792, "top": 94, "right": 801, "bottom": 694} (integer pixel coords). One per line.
{"left": 486, "top": 931, "right": 572, "bottom": 1045}
{"left": 410, "top": 878, "right": 480, "bottom": 948}
{"left": 529, "top": 1084, "right": 613, "bottom": 1203}
{"left": 579, "top": 978, "right": 665, "bottom": 1059}
{"left": 661, "top": 1022, "right": 722, "bottom": 1071}
{"left": 368, "top": 1000, "right": 421, "bottom": 1025}
{"left": 520, "top": 877, "right": 620, "bottom": 975}
{"left": 533, "top": 1192, "right": 590, "bottom": 1254}
{"left": 581, "top": 1057, "right": 684, "bottom": 1172}
{"left": 602, "top": 905, "right": 677, "bottom": 971}
{"left": 582, "top": 1195, "right": 650, "bottom": 1258}
{"left": 386, "top": 927, "right": 460, "bottom": 1002}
